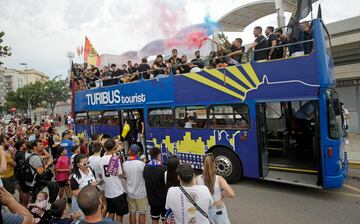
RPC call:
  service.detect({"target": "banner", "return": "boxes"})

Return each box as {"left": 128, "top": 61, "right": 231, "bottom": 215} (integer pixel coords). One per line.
{"left": 84, "top": 36, "right": 100, "bottom": 66}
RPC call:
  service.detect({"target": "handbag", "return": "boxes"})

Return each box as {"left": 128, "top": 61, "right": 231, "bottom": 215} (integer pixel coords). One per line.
{"left": 179, "top": 186, "right": 213, "bottom": 224}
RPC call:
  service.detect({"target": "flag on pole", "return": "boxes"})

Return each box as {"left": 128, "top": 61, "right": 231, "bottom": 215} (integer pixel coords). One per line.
{"left": 80, "top": 45, "right": 84, "bottom": 55}
{"left": 84, "top": 36, "right": 100, "bottom": 66}
{"left": 317, "top": 4, "right": 322, "bottom": 19}
{"left": 287, "top": 0, "right": 313, "bottom": 38}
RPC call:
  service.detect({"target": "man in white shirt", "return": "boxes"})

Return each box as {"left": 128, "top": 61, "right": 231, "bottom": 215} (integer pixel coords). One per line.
{"left": 98, "top": 139, "right": 128, "bottom": 223}
{"left": 88, "top": 142, "right": 103, "bottom": 191}
{"left": 166, "top": 163, "right": 213, "bottom": 224}
{"left": 123, "top": 144, "right": 147, "bottom": 224}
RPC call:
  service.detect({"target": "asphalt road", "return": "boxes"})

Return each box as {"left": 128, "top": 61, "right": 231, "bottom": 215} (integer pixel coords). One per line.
{"left": 225, "top": 168, "right": 360, "bottom": 224}
{"left": 120, "top": 169, "right": 360, "bottom": 224}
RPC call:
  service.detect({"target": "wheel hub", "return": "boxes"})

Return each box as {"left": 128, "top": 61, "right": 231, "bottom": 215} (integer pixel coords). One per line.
{"left": 215, "top": 155, "right": 233, "bottom": 177}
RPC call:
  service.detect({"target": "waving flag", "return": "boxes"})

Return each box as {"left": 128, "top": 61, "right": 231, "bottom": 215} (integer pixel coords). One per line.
{"left": 287, "top": 0, "right": 313, "bottom": 39}
{"left": 84, "top": 36, "right": 100, "bottom": 66}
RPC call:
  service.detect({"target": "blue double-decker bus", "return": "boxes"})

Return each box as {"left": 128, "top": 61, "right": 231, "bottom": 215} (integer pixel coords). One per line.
{"left": 74, "top": 19, "right": 348, "bottom": 189}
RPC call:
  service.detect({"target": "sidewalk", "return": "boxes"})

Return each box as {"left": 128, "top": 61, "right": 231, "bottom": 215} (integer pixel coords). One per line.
{"left": 346, "top": 134, "right": 360, "bottom": 168}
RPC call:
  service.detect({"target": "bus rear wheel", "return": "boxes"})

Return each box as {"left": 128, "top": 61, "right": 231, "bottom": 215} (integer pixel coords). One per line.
{"left": 211, "top": 147, "right": 242, "bottom": 184}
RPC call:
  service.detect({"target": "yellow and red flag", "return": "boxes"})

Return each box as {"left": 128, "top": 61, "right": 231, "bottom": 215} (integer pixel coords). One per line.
{"left": 84, "top": 36, "right": 101, "bottom": 66}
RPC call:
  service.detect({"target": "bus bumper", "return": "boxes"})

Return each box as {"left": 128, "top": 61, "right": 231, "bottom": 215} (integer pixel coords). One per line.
{"left": 324, "top": 152, "right": 349, "bottom": 189}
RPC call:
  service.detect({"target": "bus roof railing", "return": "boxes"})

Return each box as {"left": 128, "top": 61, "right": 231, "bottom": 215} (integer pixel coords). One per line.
{"left": 251, "top": 39, "right": 314, "bottom": 53}
{"left": 73, "top": 37, "right": 316, "bottom": 91}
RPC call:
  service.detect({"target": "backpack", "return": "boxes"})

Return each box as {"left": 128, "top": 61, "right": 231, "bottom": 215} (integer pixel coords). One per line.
{"left": 17, "top": 153, "right": 37, "bottom": 183}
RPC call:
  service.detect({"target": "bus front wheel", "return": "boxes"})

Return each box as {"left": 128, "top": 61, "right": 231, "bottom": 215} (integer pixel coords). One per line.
{"left": 211, "top": 147, "right": 242, "bottom": 184}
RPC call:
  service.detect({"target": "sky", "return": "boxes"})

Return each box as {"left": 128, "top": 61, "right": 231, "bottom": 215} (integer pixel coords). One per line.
{"left": 0, "top": 0, "right": 359, "bottom": 79}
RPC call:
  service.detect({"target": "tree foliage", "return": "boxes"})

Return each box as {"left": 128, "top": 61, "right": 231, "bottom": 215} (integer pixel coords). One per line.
{"left": 0, "top": 31, "right": 12, "bottom": 65}
{"left": 43, "top": 77, "right": 71, "bottom": 114}
{"left": 5, "top": 77, "right": 70, "bottom": 114}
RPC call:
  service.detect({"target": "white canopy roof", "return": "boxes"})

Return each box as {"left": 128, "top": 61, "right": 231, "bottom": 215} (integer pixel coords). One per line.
{"left": 217, "top": 0, "right": 317, "bottom": 32}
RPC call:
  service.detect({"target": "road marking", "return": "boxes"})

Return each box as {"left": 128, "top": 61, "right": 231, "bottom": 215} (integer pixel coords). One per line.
{"left": 268, "top": 165, "right": 318, "bottom": 174}
{"left": 325, "top": 190, "right": 360, "bottom": 199}
{"left": 343, "top": 184, "right": 360, "bottom": 193}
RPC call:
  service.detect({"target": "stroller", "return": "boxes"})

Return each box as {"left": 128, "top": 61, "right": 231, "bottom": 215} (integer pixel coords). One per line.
{"left": 30, "top": 181, "right": 60, "bottom": 224}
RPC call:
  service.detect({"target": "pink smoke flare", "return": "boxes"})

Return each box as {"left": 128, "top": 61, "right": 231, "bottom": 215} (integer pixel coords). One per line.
{"left": 165, "top": 28, "right": 209, "bottom": 49}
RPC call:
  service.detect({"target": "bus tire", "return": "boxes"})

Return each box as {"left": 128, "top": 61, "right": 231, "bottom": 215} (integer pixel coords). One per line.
{"left": 211, "top": 147, "right": 242, "bottom": 184}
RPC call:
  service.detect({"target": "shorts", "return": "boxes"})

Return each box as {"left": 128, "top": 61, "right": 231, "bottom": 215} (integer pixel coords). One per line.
{"left": 127, "top": 197, "right": 148, "bottom": 214}
{"left": 209, "top": 204, "right": 231, "bottom": 224}
{"left": 1, "top": 176, "right": 16, "bottom": 194}
{"left": 106, "top": 193, "right": 129, "bottom": 215}
{"left": 150, "top": 204, "right": 166, "bottom": 220}
{"left": 56, "top": 180, "right": 69, "bottom": 187}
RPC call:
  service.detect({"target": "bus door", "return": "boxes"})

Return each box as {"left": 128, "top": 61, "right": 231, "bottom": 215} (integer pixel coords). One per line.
{"left": 256, "top": 103, "right": 268, "bottom": 178}
{"left": 257, "top": 100, "right": 321, "bottom": 188}
{"left": 120, "top": 109, "right": 145, "bottom": 154}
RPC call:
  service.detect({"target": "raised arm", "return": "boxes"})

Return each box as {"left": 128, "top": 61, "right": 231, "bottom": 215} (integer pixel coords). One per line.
{"left": 0, "top": 187, "right": 35, "bottom": 224}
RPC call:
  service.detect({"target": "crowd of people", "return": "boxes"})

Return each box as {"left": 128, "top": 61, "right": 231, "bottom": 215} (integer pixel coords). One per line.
{"left": 72, "top": 23, "right": 313, "bottom": 91}
{"left": 0, "top": 115, "right": 236, "bottom": 224}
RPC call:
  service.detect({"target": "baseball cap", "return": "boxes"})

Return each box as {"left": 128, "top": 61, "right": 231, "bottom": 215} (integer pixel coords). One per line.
{"left": 129, "top": 144, "right": 140, "bottom": 155}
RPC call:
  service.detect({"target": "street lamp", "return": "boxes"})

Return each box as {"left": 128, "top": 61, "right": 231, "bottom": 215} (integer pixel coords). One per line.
{"left": 20, "top": 62, "right": 28, "bottom": 85}
{"left": 20, "top": 63, "right": 31, "bottom": 120}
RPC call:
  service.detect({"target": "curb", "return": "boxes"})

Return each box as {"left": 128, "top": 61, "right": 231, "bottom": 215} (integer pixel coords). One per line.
{"left": 349, "top": 161, "right": 360, "bottom": 169}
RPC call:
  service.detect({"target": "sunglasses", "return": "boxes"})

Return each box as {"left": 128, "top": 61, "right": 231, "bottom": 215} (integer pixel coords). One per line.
{"left": 79, "top": 161, "right": 90, "bottom": 166}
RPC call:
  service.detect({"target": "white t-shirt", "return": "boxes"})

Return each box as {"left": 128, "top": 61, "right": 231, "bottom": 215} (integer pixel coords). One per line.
{"left": 98, "top": 155, "right": 125, "bottom": 198}
{"left": 89, "top": 155, "right": 103, "bottom": 190}
{"left": 70, "top": 168, "right": 96, "bottom": 191}
{"left": 166, "top": 185, "right": 214, "bottom": 224}
{"left": 122, "top": 160, "right": 146, "bottom": 199}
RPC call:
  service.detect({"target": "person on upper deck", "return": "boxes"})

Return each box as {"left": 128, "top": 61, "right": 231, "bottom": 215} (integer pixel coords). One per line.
{"left": 101, "top": 66, "right": 112, "bottom": 79}
{"left": 138, "top": 58, "right": 151, "bottom": 79}
{"left": 152, "top": 55, "right": 167, "bottom": 78}
{"left": 191, "top": 50, "right": 205, "bottom": 69}
{"left": 176, "top": 55, "right": 192, "bottom": 74}
{"left": 301, "top": 22, "right": 313, "bottom": 55}
{"left": 288, "top": 23, "right": 305, "bottom": 57}
{"left": 273, "top": 28, "right": 288, "bottom": 59}
{"left": 127, "top": 61, "right": 137, "bottom": 74}
{"left": 248, "top": 26, "right": 267, "bottom": 61}
{"left": 119, "top": 64, "right": 128, "bottom": 76}
{"left": 249, "top": 26, "right": 267, "bottom": 61}
{"left": 228, "top": 38, "right": 244, "bottom": 63}
{"left": 167, "top": 49, "right": 181, "bottom": 74}
{"left": 265, "top": 26, "right": 277, "bottom": 60}
{"left": 110, "top": 64, "right": 121, "bottom": 78}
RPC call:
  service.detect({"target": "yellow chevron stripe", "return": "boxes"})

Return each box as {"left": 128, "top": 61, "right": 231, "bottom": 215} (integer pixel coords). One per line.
{"left": 242, "top": 63, "right": 261, "bottom": 85}
{"left": 225, "top": 66, "right": 254, "bottom": 89}
{"left": 183, "top": 73, "right": 244, "bottom": 100}
{"left": 204, "top": 68, "right": 247, "bottom": 93}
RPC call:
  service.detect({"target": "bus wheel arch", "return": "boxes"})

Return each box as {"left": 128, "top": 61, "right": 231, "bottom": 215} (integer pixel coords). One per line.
{"left": 207, "top": 145, "right": 243, "bottom": 184}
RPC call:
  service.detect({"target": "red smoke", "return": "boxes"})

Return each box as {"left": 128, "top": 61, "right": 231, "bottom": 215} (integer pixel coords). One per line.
{"left": 165, "top": 28, "right": 209, "bottom": 49}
